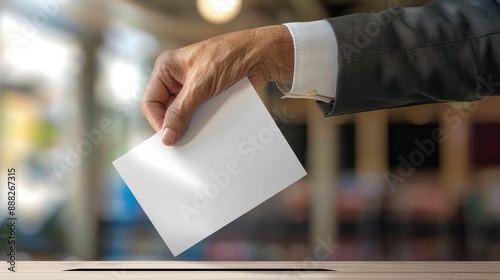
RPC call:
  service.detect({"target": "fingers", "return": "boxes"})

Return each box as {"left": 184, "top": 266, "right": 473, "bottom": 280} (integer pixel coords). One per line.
{"left": 141, "top": 68, "right": 171, "bottom": 132}
{"left": 142, "top": 31, "right": 267, "bottom": 146}
{"left": 161, "top": 85, "right": 204, "bottom": 146}
{"left": 141, "top": 53, "right": 183, "bottom": 132}
{"left": 141, "top": 50, "right": 206, "bottom": 146}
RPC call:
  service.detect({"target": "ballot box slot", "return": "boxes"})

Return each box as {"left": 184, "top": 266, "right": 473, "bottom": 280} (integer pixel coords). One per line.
{"left": 65, "top": 268, "right": 335, "bottom": 272}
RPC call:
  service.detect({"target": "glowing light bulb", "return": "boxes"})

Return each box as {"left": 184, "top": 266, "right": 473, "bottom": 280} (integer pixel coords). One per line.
{"left": 197, "top": 0, "right": 242, "bottom": 24}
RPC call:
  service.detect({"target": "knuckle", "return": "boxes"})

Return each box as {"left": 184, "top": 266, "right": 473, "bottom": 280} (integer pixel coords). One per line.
{"left": 154, "top": 50, "right": 183, "bottom": 79}
{"left": 155, "top": 51, "right": 173, "bottom": 66}
{"left": 154, "top": 51, "right": 176, "bottom": 73}
{"left": 165, "top": 105, "right": 188, "bottom": 125}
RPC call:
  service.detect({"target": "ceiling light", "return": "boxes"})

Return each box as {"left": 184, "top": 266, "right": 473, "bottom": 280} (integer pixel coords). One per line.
{"left": 197, "top": 0, "right": 242, "bottom": 24}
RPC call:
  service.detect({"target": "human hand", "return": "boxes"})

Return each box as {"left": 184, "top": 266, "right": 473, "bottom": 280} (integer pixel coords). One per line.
{"left": 141, "top": 25, "right": 294, "bottom": 146}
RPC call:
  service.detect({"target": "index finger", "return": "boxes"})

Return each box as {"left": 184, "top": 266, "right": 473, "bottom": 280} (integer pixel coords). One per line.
{"left": 141, "top": 71, "right": 182, "bottom": 131}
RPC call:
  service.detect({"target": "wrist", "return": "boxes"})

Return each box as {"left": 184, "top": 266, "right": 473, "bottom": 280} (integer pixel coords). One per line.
{"left": 250, "top": 25, "right": 295, "bottom": 82}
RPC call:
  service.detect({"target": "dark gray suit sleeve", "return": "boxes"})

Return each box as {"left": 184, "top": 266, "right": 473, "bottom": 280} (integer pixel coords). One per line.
{"left": 318, "top": 0, "right": 500, "bottom": 116}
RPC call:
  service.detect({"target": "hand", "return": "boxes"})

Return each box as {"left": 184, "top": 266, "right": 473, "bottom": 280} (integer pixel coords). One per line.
{"left": 141, "top": 25, "right": 294, "bottom": 146}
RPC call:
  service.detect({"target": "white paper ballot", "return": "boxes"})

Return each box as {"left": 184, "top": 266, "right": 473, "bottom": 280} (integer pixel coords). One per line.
{"left": 113, "top": 78, "right": 307, "bottom": 256}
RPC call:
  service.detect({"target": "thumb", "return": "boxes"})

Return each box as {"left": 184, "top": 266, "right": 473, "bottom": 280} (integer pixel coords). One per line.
{"left": 161, "top": 89, "right": 203, "bottom": 146}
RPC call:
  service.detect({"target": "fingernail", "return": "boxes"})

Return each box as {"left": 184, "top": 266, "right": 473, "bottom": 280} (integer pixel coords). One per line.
{"left": 162, "top": 128, "right": 177, "bottom": 146}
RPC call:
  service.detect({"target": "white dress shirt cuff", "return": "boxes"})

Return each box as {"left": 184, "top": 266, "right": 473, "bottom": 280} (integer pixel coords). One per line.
{"left": 276, "top": 20, "right": 339, "bottom": 103}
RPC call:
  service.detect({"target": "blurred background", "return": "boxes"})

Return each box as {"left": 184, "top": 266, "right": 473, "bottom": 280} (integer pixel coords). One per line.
{"left": 1, "top": 0, "right": 500, "bottom": 261}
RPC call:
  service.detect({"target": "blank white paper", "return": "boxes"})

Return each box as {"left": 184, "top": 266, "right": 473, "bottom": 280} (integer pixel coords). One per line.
{"left": 113, "top": 78, "right": 307, "bottom": 256}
